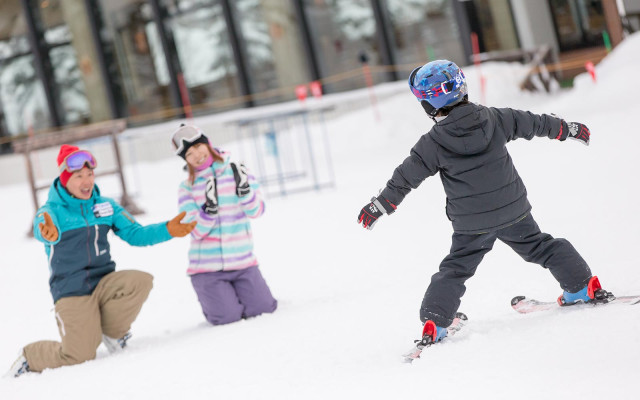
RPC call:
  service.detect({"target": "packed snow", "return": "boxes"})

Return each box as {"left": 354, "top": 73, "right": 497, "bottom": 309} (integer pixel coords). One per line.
{"left": 2, "top": 33, "right": 640, "bottom": 400}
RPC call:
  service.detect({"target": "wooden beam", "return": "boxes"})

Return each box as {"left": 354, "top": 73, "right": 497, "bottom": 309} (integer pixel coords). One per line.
{"left": 12, "top": 119, "right": 127, "bottom": 153}
{"left": 602, "top": 0, "right": 623, "bottom": 48}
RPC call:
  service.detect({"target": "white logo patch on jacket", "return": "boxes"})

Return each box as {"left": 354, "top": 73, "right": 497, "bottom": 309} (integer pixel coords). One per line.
{"left": 93, "top": 202, "right": 114, "bottom": 218}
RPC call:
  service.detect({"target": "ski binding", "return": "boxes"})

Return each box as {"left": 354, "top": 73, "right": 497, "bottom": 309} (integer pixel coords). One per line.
{"left": 402, "top": 312, "right": 467, "bottom": 364}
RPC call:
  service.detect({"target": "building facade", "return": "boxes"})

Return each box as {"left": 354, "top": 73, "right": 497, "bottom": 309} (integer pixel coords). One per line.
{"left": 0, "top": 0, "right": 622, "bottom": 152}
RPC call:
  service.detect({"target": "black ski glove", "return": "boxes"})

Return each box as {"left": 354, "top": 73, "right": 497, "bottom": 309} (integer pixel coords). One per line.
{"left": 230, "top": 162, "right": 250, "bottom": 197}
{"left": 357, "top": 195, "right": 396, "bottom": 230}
{"left": 561, "top": 120, "right": 590, "bottom": 145}
{"left": 202, "top": 176, "right": 219, "bottom": 215}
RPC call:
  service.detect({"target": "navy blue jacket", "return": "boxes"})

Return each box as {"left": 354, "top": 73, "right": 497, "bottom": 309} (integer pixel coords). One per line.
{"left": 380, "top": 103, "right": 564, "bottom": 234}
{"left": 33, "top": 179, "right": 172, "bottom": 302}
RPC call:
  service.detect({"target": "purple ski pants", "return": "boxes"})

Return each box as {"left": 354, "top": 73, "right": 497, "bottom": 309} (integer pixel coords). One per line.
{"left": 190, "top": 266, "right": 277, "bottom": 325}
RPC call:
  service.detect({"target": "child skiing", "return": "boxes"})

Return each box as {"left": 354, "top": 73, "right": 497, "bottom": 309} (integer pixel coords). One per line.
{"left": 6, "top": 145, "right": 196, "bottom": 378}
{"left": 172, "top": 125, "right": 277, "bottom": 326}
{"left": 357, "top": 60, "right": 612, "bottom": 345}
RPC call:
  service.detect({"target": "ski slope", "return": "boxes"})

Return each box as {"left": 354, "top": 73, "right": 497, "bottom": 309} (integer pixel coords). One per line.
{"left": 1, "top": 33, "right": 640, "bottom": 400}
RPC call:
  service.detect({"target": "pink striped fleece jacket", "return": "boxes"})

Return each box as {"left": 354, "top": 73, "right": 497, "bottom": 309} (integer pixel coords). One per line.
{"left": 178, "top": 153, "right": 265, "bottom": 274}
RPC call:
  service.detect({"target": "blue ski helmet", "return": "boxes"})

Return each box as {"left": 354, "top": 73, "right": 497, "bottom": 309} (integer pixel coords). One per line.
{"left": 408, "top": 60, "right": 467, "bottom": 113}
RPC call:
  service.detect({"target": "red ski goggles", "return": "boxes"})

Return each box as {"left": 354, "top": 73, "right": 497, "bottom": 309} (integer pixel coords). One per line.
{"left": 59, "top": 150, "right": 97, "bottom": 173}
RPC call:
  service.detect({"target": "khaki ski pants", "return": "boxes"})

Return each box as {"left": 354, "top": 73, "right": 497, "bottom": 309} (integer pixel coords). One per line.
{"left": 23, "top": 270, "right": 153, "bottom": 372}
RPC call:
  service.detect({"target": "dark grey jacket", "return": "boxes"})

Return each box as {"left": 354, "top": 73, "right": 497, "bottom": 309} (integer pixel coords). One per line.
{"left": 380, "top": 103, "right": 565, "bottom": 234}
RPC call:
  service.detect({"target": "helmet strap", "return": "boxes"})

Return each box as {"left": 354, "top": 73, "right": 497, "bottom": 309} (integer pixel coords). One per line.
{"left": 420, "top": 100, "right": 439, "bottom": 118}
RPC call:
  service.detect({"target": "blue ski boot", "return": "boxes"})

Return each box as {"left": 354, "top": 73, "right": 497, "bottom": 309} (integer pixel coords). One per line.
{"left": 557, "top": 276, "right": 614, "bottom": 306}
{"left": 421, "top": 320, "right": 448, "bottom": 344}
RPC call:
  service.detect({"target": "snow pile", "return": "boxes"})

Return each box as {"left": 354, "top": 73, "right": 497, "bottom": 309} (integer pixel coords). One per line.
{"left": 1, "top": 33, "right": 639, "bottom": 400}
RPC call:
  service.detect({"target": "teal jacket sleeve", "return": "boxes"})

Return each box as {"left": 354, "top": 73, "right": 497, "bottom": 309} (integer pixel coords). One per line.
{"left": 111, "top": 200, "right": 173, "bottom": 246}
{"left": 33, "top": 206, "right": 62, "bottom": 245}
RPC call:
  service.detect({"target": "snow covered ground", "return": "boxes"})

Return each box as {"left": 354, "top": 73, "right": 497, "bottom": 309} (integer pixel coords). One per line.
{"left": 2, "top": 33, "right": 640, "bottom": 400}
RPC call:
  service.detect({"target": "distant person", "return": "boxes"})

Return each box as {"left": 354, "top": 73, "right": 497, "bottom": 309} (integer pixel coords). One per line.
{"left": 6, "top": 144, "right": 196, "bottom": 378}
{"left": 357, "top": 60, "right": 612, "bottom": 344}
{"left": 171, "top": 125, "right": 277, "bottom": 326}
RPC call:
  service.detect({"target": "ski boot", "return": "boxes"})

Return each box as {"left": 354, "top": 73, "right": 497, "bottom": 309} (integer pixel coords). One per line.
{"left": 102, "top": 332, "right": 132, "bottom": 354}
{"left": 419, "top": 320, "right": 448, "bottom": 346}
{"left": 4, "top": 352, "right": 30, "bottom": 378}
{"left": 557, "top": 276, "right": 614, "bottom": 306}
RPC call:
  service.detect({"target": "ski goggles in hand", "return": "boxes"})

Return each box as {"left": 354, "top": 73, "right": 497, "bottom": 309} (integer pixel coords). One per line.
{"left": 59, "top": 150, "right": 97, "bottom": 173}
{"left": 171, "top": 125, "right": 206, "bottom": 156}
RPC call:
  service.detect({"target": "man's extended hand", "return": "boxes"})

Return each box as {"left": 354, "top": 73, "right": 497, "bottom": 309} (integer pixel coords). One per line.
{"left": 167, "top": 211, "right": 197, "bottom": 237}
{"left": 38, "top": 212, "right": 58, "bottom": 242}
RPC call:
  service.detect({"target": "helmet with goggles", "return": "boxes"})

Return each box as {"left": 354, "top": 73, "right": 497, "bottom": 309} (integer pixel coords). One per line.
{"left": 171, "top": 124, "right": 210, "bottom": 159}
{"left": 408, "top": 60, "right": 467, "bottom": 117}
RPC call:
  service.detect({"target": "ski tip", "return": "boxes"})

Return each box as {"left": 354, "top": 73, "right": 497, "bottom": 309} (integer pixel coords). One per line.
{"left": 511, "top": 296, "right": 526, "bottom": 306}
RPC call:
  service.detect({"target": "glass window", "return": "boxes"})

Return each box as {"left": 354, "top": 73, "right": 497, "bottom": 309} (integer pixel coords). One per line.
{"left": 0, "top": 1, "right": 52, "bottom": 138}
{"left": 455, "top": 0, "right": 519, "bottom": 53}
{"left": 549, "top": 0, "right": 605, "bottom": 50}
{"left": 96, "top": 0, "right": 174, "bottom": 123}
{"left": 162, "top": 0, "right": 244, "bottom": 114}
{"left": 383, "top": 0, "right": 466, "bottom": 70}
{"left": 472, "top": 0, "right": 519, "bottom": 52}
{"left": 230, "top": 0, "right": 310, "bottom": 105}
{"left": 303, "top": 0, "right": 385, "bottom": 93}
{"left": 39, "top": 2, "right": 92, "bottom": 125}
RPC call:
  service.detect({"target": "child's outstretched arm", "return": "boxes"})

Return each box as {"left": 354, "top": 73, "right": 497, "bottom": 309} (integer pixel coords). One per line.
{"left": 380, "top": 135, "right": 440, "bottom": 205}
{"left": 357, "top": 134, "right": 439, "bottom": 230}
{"left": 497, "top": 108, "right": 590, "bottom": 145}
